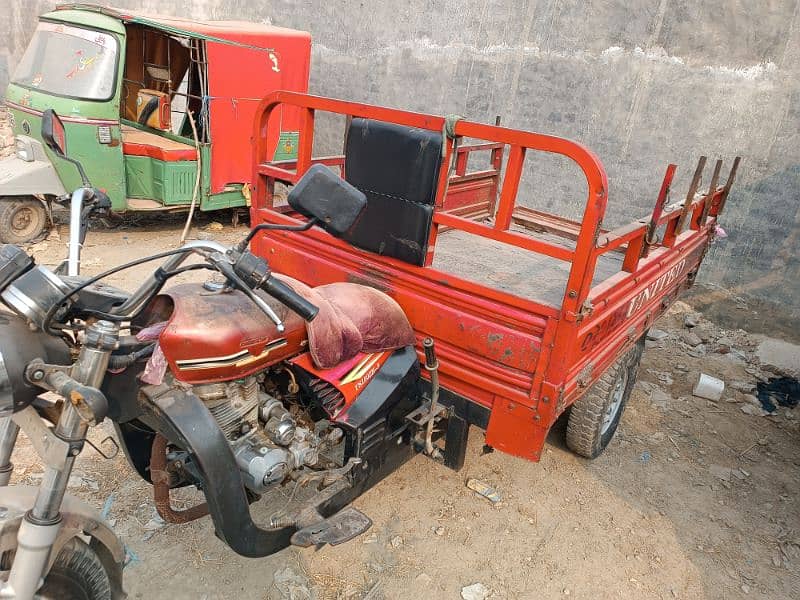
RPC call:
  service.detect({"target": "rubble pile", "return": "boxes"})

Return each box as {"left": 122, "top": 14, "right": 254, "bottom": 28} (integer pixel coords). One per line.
{"left": 638, "top": 302, "right": 799, "bottom": 425}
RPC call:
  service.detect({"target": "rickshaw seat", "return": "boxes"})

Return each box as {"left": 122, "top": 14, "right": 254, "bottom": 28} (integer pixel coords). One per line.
{"left": 121, "top": 125, "right": 197, "bottom": 162}
{"left": 342, "top": 118, "right": 443, "bottom": 266}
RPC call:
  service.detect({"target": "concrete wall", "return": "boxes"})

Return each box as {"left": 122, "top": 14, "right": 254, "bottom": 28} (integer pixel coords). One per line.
{"left": 2, "top": 1, "right": 799, "bottom": 335}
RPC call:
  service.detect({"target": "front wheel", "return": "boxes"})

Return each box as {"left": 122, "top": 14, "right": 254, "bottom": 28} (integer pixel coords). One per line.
{"left": 566, "top": 338, "right": 644, "bottom": 458}
{"left": 36, "top": 538, "right": 112, "bottom": 600}
{"left": 0, "top": 198, "right": 48, "bottom": 244}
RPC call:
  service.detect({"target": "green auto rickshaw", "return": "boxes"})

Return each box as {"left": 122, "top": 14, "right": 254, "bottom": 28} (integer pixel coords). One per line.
{"left": 1, "top": 3, "right": 311, "bottom": 243}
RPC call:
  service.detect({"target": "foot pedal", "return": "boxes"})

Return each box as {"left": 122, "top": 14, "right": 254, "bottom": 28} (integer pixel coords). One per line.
{"left": 290, "top": 507, "right": 372, "bottom": 548}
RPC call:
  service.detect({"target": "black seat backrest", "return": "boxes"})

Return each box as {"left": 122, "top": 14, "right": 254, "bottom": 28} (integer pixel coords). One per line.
{"left": 343, "top": 118, "right": 443, "bottom": 266}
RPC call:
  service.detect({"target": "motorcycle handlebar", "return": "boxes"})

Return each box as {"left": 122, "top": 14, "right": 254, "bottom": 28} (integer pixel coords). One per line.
{"left": 259, "top": 276, "right": 318, "bottom": 322}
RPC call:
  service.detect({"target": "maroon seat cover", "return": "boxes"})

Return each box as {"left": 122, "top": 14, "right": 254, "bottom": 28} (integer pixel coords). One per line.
{"left": 275, "top": 275, "right": 415, "bottom": 369}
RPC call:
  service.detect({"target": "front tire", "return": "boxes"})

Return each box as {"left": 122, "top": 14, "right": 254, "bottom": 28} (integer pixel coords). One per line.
{"left": 566, "top": 339, "right": 644, "bottom": 458}
{"left": 0, "top": 198, "right": 48, "bottom": 244}
{"left": 36, "top": 538, "right": 112, "bottom": 600}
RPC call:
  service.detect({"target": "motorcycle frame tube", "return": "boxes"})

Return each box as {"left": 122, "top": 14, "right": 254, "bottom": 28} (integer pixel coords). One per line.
{"left": 6, "top": 321, "right": 118, "bottom": 598}
{"left": 0, "top": 417, "right": 20, "bottom": 486}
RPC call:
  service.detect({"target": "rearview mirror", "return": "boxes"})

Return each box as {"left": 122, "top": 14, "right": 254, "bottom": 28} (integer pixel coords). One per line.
{"left": 288, "top": 164, "right": 366, "bottom": 237}
{"left": 41, "top": 109, "right": 67, "bottom": 158}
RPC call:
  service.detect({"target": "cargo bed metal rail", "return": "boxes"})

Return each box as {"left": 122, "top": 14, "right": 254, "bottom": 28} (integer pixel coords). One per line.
{"left": 249, "top": 91, "right": 740, "bottom": 461}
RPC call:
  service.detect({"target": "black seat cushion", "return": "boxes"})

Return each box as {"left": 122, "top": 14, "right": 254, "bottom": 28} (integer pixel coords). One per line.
{"left": 343, "top": 118, "right": 443, "bottom": 266}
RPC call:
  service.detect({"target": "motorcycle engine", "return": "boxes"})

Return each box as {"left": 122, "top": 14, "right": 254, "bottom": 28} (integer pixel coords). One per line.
{"left": 189, "top": 375, "right": 334, "bottom": 494}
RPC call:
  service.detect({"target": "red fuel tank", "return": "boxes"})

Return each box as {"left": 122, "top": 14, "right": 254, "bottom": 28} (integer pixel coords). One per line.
{"left": 157, "top": 283, "right": 307, "bottom": 384}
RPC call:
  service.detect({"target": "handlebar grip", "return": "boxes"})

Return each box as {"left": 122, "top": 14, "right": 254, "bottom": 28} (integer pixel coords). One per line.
{"left": 260, "top": 277, "right": 319, "bottom": 322}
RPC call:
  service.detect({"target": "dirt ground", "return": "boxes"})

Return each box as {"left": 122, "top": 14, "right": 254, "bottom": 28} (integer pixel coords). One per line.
{"left": 0, "top": 216, "right": 791, "bottom": 600}
{"left": 1, "top": 109, "right": 799, "bottom": 599}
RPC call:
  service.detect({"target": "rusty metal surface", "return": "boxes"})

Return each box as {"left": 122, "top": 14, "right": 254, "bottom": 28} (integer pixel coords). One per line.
{"left": 150, "top": 434, "right": 209, "bottom": 524}
{"left": 158, "top": 283, "right": 307, "bottom": 384}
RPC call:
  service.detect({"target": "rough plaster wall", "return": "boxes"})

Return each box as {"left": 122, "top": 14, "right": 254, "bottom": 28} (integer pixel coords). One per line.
{"left": 2, "top": 1, "right": 799, "bottom": 326}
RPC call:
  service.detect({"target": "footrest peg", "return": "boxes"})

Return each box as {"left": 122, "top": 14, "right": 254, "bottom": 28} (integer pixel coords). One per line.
{"left": 290, "top": 507, "right": 372, "bottom": 547}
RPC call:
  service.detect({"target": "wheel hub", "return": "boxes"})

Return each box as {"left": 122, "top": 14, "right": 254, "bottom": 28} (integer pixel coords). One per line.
{"left": 11, "top": 207, "right": 34, "bottom": 233}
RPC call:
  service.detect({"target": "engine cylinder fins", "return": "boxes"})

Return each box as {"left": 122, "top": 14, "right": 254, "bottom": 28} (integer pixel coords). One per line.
{"left": 309, "top": 378, "right": 346, "bottom": 416}
{"left": 194, "top": 377, "right": 260, "bottom": 439}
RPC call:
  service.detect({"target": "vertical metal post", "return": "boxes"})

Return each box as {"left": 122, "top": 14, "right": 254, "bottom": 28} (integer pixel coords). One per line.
{"left": 0, "top": 417, "right": 20, "bottom": 486}
{"left": 7, "top": 321, "right": 118, "bottom": 598}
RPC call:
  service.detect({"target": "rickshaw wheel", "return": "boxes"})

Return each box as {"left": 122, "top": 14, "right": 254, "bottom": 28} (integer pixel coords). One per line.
{"left": 565, "top": 338, "right": 645, "bottom": 459}
{"left": 0, "top": 197, "right": 48, "bottom": 244}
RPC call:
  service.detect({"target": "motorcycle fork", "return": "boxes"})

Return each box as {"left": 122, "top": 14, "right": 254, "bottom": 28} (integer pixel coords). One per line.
{"left": 4, "top": 321, "right": 118, "bottom": 599}
{"left": 0, "top": 418, "right": 20, "bottom": 487}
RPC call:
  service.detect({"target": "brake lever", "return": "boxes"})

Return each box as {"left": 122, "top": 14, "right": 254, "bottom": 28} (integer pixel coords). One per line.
{"left": 209, "top": 252, "right": 285, "bottom": 333}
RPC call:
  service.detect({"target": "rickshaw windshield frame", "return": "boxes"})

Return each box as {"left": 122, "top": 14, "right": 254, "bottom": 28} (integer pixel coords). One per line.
{"left": 11, "top": 20, "right": 120, "bottom": 103}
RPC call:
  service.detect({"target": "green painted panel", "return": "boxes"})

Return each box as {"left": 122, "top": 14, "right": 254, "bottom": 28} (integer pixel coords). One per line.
{"left": 202, "top": 188, "right": 248, "bottom": 212}
{"left": 273, "top": 131, "right": 300, "bottom": 162}
{"left": 124, "top": 156, "right": 198, "bottom": 206}
{"left": 40, "top": 10, "right": 126, "bottom": 35}
{"left": 4, "top": 19, "right": 127, "bottom": 209}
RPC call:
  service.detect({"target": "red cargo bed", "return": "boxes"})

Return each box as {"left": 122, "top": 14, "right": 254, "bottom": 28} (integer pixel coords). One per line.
{"left": 248, "top": 92, "right": 739, "bottom": 461}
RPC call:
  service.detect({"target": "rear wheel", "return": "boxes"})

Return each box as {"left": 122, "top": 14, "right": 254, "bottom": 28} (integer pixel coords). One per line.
{"left": 0, "top": 197, "right": 48, "bottom": 244}
{"left": 566, "top": 339, "right": 644, "bottom": 458}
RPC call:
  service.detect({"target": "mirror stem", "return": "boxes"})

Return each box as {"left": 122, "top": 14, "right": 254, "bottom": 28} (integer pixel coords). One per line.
{"left": 67, "top": 188, "right": 88, "bottom": 276}
{"left": 238, "top": 217, "right": 319, "bottom": 252}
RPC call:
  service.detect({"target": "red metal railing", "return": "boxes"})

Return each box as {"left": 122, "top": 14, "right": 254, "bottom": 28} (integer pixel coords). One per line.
{"left": 251, "top": 91, "right": 609, "bottom": 318}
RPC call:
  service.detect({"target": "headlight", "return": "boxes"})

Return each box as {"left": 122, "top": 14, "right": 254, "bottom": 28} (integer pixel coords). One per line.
{"left": 14, "top": 137, "right": 33, "bottom": 162}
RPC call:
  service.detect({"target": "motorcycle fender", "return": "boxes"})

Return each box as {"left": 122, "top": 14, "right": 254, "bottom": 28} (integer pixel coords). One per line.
{"left": 0, "top": 486, "right": 125, "bottom": 599}
{"left": 0, "top": 154, "right": 66, "bottom": 197}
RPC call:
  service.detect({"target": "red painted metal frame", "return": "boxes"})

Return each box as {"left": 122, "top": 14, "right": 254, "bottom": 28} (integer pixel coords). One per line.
{"left": 249, "top": 92, "right": 740, "bottom": 463}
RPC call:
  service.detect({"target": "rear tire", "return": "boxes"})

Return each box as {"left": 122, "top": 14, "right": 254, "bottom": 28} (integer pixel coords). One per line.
{"left": 566, "top": 339, "right": 644, "bottom": 458}
{"left": 0, "top": 197, "right": 48, "bottom": 244}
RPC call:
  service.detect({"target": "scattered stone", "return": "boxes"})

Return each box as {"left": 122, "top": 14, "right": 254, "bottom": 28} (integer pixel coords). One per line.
{"left": 415, "top": 573, "right": 432, "bottom": 586}
{"left": 682, "top": 331, "right": 703, "bottom": 347}
{"left": 273, "top": 566, "right": 313, "bottom": 600}
{"left": 756, "top": 338, "right": 800, "bottom": 377}
{"left": 740, "top": 584, "right": 750, "bottom": 594}
{"left": 461, "top": 583, "right": 490, "bottom": 600}
{"left": 740, "top": 403, "right": 769, "bottom": 417}
{"left": 390, "top": 536, "right": 404, "bottom": 548}
{"left": 434, "top": 526, "right": 445, "bottom": 536}
{"left": 647, "top": 329, "right": 669, "bottom": 341}
{"left": 144, "top": 515, "right": 166, "bottom": 531}
{"left": 730, "top": 380, "right": 754, "bottom": 393}
{"left": 466, "top": 478, "right": 502, "bottom": 504}
{"left": 687, "top": 345, "right": 706, "bottom": 358}
{"left": 204, "top": 221, "right": 224, "bottom": 232}
{"left": 696, "top": 326, "right": 713, "bottom": 344}
{"left": 684, "top": 314, "right": 700, "bottom": 328}
{"left": 651, "top": 388, "right": 671, "bottom": 409}
{"left": 709, "top": 465, "right": 732, "bottom": 482}
{"left": 674, "top": 363, "right": 689, "bottom": 372}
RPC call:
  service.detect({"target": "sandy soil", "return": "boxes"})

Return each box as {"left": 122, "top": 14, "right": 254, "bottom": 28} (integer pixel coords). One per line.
{"left": 0, "top": 218, "right": 791, "bottom": 600}
{"left": 1, "top": 115, "right": 799, "bottom": 599}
